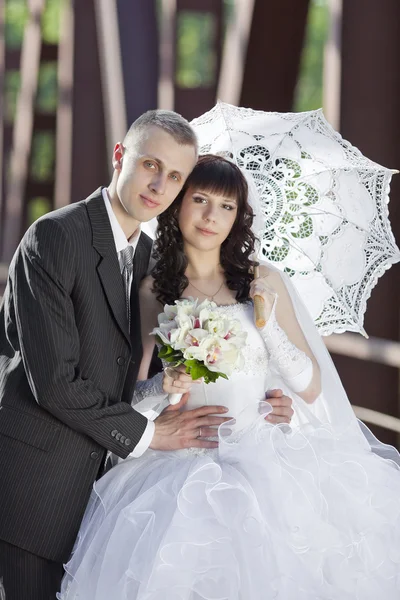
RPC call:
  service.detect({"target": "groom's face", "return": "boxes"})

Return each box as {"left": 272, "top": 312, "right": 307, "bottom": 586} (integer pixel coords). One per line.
{"left": 113, "top": 126, "right": 197, "bottom": 224}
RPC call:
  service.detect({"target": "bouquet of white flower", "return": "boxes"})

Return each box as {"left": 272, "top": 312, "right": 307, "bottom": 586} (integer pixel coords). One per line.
{"left": 152, "top": 298, "right": 247, "bottom": 404}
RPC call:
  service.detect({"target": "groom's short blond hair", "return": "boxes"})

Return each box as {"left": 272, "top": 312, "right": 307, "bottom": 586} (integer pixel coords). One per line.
{"left": 124, "top": 109, "right": 198, "bottom": 156}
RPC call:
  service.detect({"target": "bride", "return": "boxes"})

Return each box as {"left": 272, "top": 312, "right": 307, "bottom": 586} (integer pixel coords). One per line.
{"left": 59, "top": 155, "right": 400, "bottom": 599}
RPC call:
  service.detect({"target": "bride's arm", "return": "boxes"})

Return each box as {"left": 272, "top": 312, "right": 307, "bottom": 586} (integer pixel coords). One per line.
{"left": 137, "top": 276, "right": 163, "bottom": 382}
{"left": 131, "top": 276, "right": 166, "bottom": 414}
{"left": 133, "top": 277, "right": 192, "bottom": 414}
{"left": 252, "top": 266, "right": 321, "bottom": 404}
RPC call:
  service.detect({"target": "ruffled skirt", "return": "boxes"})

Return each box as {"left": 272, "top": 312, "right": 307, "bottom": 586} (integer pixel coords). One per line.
{"left": 59, "top": 405, "right": 400, "bottom": 599}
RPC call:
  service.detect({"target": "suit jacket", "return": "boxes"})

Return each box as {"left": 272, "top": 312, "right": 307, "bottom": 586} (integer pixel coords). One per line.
{"left": 0, "top": 188, "right": 152, "bottom": 562}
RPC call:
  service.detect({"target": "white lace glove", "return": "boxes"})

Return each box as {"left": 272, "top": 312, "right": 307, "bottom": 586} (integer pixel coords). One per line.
{"left": 132, "top": 372, "right": 168, "bottom": 416}
{"left": 259, "top": 296, "right": 313, "bottom": 393}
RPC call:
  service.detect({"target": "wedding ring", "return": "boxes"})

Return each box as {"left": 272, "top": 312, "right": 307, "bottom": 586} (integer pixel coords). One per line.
{"left": 199, "top": 427, "right": 202, "bottom": 438}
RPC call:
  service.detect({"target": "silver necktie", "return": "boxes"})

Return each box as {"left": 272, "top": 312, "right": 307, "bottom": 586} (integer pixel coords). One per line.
{"left": 120, "top": 246, "right": 134, "bottom": 329}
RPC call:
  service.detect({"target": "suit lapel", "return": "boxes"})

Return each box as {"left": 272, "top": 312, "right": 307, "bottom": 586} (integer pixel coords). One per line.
{"left": 132, "top": 234, "right": 147, "bottom": 287}
{"left": 129, "top": 234, "right": 150, "bottom": 344}
{"left": 85, "top": 189, "right": 131, "bottom": 346}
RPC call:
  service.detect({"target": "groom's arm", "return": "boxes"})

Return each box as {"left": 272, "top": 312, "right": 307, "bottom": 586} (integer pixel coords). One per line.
{"left": 10, "top": 217, "right": 148, "bottom": 459}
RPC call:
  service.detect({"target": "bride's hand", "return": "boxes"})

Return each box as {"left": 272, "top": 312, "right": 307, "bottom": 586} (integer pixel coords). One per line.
{"left": 162, "top": 364, "right": 199, "bottom": 395}
{"left": 249, "top": 274, "right": 277, "bottom": 324}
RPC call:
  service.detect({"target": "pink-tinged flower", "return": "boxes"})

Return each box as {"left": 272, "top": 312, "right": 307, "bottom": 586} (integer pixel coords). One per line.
{"left": 154, "top": 297, "right": 247, "bottom": 381}
{"left": 185, "top": 334, "right": 199, "bottom": 347}
{"left": 206, "top": 346, "right": 221, "bottom": 365}
{"left": 184, "top": 328, "right": 208, "bottom": 349}
{"left": 184, "top": 336, "right": 241, "bottom": 376}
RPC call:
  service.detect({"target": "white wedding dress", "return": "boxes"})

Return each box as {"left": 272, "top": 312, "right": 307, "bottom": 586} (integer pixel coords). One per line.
{"left": 59, "top": 300, "right": 400, "bottom": 600}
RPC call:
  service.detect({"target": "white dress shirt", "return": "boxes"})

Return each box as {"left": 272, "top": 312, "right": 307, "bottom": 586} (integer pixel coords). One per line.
{"left": 102, "top": 188, "right": 155, "bottom": 457}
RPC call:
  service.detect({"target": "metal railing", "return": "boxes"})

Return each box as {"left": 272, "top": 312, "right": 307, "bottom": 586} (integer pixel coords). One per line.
{"left": 324, "top": 334, "right": 400, "bottom": 434}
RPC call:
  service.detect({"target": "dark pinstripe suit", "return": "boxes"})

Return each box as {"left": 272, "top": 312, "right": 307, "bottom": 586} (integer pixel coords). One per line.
{"left": 0, "top": 189, "right": 152, "bottom": 590}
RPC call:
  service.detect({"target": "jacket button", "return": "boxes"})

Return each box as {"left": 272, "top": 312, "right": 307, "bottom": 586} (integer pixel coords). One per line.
{"left": 125, "top": 438, "right": 131, "bottom": 446}
{"left": 116, "top": 432, "right": 121, "bottom": 441}
{"left": 90, "top": 451, "right": 99, "bottom": 460}
{"left": 120, "top": 435, "right": 126, "bottom": 444}
{"left": 116, "top": 356, "right": 126, "bottom": 366}
{"left": 111, "top": 429, "right": 118, "bottom": 437}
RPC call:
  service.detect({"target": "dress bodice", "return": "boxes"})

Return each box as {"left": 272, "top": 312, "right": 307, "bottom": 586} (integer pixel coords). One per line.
{"left": 182, "top": 303, "right": 273, "bottom": 424}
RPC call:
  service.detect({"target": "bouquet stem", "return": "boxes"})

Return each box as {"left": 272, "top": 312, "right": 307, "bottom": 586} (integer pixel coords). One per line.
{"left": 168, "top": 392, "right": 183, "bottom": 406}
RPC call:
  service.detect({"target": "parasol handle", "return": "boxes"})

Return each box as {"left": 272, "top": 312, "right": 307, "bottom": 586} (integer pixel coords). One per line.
{"left": 254, "top": 295, "right": 266, "bottom": 329}
{"left": 253, "top": 262, "right": 266, "bottom": 329}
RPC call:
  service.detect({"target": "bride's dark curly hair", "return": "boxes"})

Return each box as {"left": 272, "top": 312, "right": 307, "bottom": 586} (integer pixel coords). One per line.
{"left": 152, "top": 154, "right": 257, "bottom": 305}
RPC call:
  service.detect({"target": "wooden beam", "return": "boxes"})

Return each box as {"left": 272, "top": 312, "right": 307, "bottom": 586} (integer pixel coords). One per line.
{"left": 240, "top": 0, "right": 310, "bottom": 111}
{"left": 158, "top": 0, "right": 176, "bottom": 110}
{"left": 54, "top": 0, "right": 74, "bottom": 209}
{"left": 323, "top": 0, "right": 342, "bottom": 129}
{"left": 3, "top": 0, "right": 45, "bottom": 262}
{"left": 116, "top": 0, "right": 159, "bottom": 123}
{"left": 353, "top": 406, "right": 400, "bottom": 434}
{"left": 217, "top": 0, "right": 255, "bottom": 105}
{"left": 325, "top": 333, "right": 400, "bottom": 369}
{"left": 69, "top": 0, "right": 108, "bottom": 202}
{"left": 94, "top": 0, "right": 127, "bottom": 166}
{"left": 338, "top": 0, "right": 400, "bottom": 448}
{"left": 0, "top": 0, "right": 5, "bottom": 255}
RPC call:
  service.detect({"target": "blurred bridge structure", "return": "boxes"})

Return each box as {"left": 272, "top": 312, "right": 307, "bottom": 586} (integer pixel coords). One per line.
{"left": 0, "top": 0, "right": 399, "bottom": 446}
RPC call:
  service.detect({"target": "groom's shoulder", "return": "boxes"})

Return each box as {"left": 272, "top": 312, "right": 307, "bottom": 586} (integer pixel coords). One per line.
{"left": 45, "top": 188, "right": 102, "bottom": 224}
{"left": 27, "top": 188, "right": 103, "bottom": 239}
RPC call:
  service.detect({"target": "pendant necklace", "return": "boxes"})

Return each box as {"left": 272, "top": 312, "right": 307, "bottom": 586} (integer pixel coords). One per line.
{"left": 188, "top": 279, "right": 224, "bottom": 301}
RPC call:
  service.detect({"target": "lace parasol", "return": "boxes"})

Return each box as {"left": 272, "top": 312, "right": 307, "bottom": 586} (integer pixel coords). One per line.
{"left": 191, "top": 102, "right": 400, "bottom": 337}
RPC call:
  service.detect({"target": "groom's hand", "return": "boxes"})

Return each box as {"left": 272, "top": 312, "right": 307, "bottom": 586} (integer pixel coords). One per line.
{"left": 150, "top": 404, "right": 230, "bottom": 451}
{"left": 263, "top": 389, "right": 294, "bottom": 424}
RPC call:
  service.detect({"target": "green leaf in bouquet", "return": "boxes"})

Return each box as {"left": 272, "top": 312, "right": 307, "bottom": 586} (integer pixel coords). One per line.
{"left": 183, "top": 359, "right": 229, "bottom": 384}
{"left": 203, "top": 371, "right": 218, "bottom": 384}
{"left": 203, "top": 371, "right": 228, "bottom": 384}
{"left": 217, "top": 372, "right": 228, "bottom": 381}
{"left": 167, "top": 357, "right": 185, "bottom": 367}
{"left": 162, "top": 355, "right": 177, "bottom": 363}
{"left": 183, "top": 359, "right": 208, "bottom": 380}
{"left": 158, "top": 344, "right": 184, "bottom": 364}
{"left": 158, "top": 344, "right": 173, "bottom": 358}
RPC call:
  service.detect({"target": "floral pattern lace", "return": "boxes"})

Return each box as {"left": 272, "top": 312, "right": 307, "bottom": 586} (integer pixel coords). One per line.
{"left": 132, "top": 372, "right": 165, "bottom": 406}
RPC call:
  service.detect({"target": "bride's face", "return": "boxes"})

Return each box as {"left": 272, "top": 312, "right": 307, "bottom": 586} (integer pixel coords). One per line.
{"left": 178, "top": 186, "right": 238, "bottom": 250}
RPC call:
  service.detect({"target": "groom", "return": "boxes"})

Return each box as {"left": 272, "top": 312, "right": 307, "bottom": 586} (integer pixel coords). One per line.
{"left": 0, "top": 109, "right": 293, "bottom": 599}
